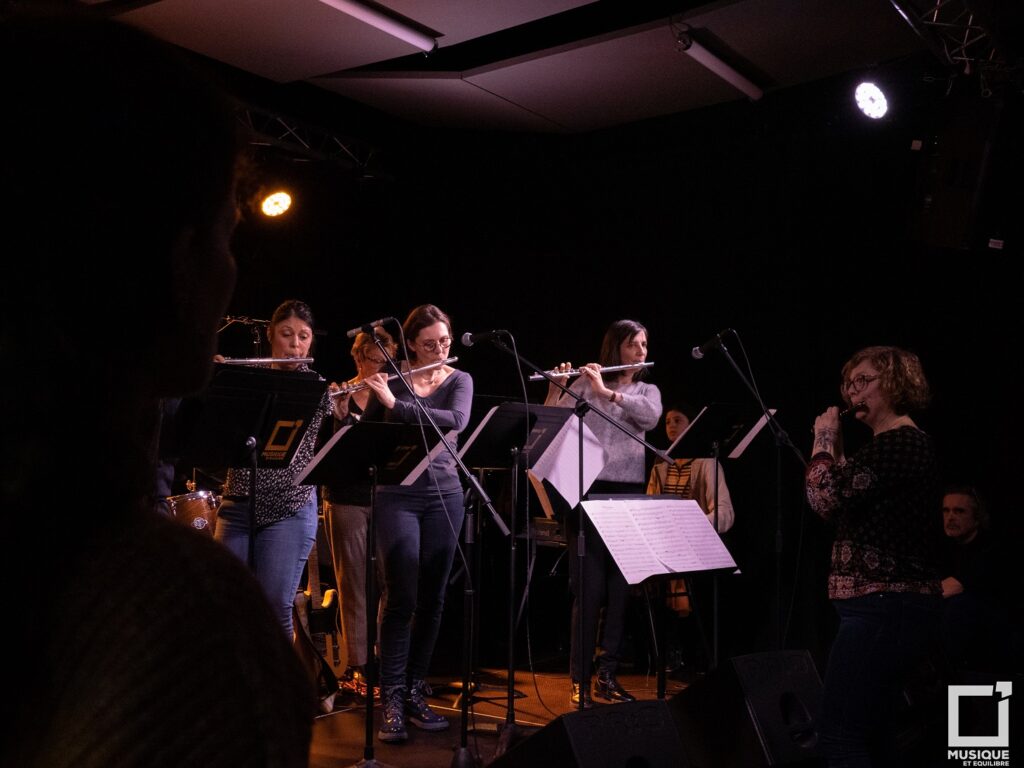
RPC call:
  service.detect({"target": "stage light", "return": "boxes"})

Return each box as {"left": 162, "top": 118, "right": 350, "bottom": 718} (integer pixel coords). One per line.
{"left": 314, "top": 0, "right": 437, "bottom": 53}
{"left": 854, "top": 82, "right": 888, "bottom": 119}
{"left": 261, "top": 191, "right": 292, "bottom": 217}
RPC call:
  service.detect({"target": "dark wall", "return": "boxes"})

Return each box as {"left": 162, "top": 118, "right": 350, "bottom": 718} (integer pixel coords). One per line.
{"left": 222, "top": 53, "right": 1022, "bottom": 666}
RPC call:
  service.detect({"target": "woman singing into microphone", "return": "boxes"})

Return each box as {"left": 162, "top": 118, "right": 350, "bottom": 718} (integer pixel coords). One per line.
{"left": 544, "top": 319, "right": 662, "bottom": 708}
{"left": 362, "top": 304, "right": 472, "bottom": 743}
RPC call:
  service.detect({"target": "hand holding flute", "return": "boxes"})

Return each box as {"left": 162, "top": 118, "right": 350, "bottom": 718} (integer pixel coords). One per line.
{"left": 811, "top": 406, "right": 844, "bottom": 461}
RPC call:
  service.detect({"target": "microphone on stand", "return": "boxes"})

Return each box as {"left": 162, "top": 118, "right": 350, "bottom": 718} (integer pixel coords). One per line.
{"left": 460, "top": 329, "right": 508, "bottom": 348}
{"left": 345, "top": 317, "right": 395, "bottom": 339}
{"left": 691, "top": 328, "right": 734, "bottom": 360}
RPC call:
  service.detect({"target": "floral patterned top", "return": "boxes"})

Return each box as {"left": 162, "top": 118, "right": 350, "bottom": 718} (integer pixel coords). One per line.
{"left": 805, "top": 426, "right": 942, "bottom": 600}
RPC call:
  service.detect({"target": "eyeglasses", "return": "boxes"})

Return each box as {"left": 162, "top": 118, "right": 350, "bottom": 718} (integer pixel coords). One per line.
{"left": 842, "top": 374, "right": 880, "bottom": 393}
{"left": 417, "top": 336, "right": 452, "bottom": 352}
{"left": 363, "top": 356, "right": 387, "bottom": 366}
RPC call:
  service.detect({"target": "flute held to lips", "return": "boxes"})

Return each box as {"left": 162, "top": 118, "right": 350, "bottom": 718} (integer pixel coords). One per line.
{"left": 839, "top": 401, "right": 867, "bottom": 418}
{"left": 527, "top": 361, "right": 653, "bottom": 382}
{"left": 329, "top": 357, "right": 458, "bottom": 398}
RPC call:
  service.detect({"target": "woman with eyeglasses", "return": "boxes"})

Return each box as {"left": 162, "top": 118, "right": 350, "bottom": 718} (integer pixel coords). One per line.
{"left": 361, "top": 304, "right": 472, "bottom": 743}
{"left": 544, "top": 319, "right": 662, "bottom": 709}
{"left": 806, "top": 345, "right": 943, "bottom": 767}
{"left": 317, "top": 329, "right": 398, "bottom": 696}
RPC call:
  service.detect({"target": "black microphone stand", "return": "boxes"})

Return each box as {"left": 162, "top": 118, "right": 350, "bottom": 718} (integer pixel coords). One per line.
{"left": 492, "top": 445, "right": 526, "bottom": 758}
{"left": 482, "top": 337, "right": 671, "bottom": 712}
{"left": 368, "top": 336, "right": 510, "bottom": 768}
{"left": 699, "top": 332, "right": 806, "bottom": 653}
{"left": 348, "top": 465, "right": 395, "bottom": 768}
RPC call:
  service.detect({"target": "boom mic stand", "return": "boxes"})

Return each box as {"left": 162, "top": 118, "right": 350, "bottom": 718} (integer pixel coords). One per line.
{"left": 696, "top": 331, "right": 806, "bottom": 652}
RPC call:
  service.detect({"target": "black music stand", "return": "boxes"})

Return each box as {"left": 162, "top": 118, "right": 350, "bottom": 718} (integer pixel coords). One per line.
{"left": 456, "top": 401, "right": 578, "bottom": 756}
{"left": 663, "top": 402, "right": 774, "bottom": 670}
{"left": 178, "top": 363, "right": 325, "bottom": 567}
{"left": 579, "top": 496, "right": 738, "bottom": 699}
{"left": 298, "top": 421, "right": 451, "bottom": 768}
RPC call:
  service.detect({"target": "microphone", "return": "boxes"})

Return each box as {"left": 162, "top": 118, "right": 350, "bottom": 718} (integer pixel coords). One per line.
{"left": 461, "top": 329, "right": 507, "bottom": 348}
{"left": 691, "top": 328, "right": 733, "bottom": 360}
{"left": 345, "top": 317, "right": 395, "bottom": 339}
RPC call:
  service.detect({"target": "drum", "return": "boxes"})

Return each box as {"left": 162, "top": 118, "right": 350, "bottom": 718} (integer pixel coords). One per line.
{"left": 165, "top": 490, "right": 220, "bottom": 536}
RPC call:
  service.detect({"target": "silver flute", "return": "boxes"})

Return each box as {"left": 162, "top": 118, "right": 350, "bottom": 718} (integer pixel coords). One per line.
{"left": 527, "top": 361, "right": 653, "bottom": 382}
{"left": 217, "top": 356, "right": 314, "bottom": 366}
{"left": 329, "top": 357, "right": 459, "bottom": 398}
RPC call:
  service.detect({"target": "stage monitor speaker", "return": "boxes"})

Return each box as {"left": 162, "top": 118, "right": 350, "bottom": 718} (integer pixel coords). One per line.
{"left": 488, "top": 699, "right": 687, "bottom": 768}
{"left": 669, "top": 650, "right": 824, "bottom": 768}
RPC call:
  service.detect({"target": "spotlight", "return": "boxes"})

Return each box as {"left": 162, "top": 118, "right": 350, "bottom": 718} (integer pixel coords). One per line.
{"left": 854, "top": 82, "right": 888, "bottom": 119}
{"left": 260, "top": 191, "right": 292, "bottom": 217}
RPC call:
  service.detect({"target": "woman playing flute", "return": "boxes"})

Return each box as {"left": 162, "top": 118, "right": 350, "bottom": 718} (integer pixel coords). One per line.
{"left": 544, "top": 319, "right": 662, "bottom": 708}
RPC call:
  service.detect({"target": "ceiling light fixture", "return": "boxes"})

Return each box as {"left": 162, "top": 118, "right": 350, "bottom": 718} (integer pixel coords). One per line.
{"left": 675, "top": 25, "right": 763, "bottom": 101}
{"left": 314, "top": 0, "right": 437, "bottom": 53}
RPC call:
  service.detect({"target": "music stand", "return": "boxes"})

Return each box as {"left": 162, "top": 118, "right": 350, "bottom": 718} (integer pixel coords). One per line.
{"left": 178, "top": 363, "right": 325, "bottom": 566}
{"left": 663, "top": 402, "right": 774, "bottom": 670}
{"left": 458, "top": 401, "right": 580, "bottom": 756}
{"left": 298, "top": 420, "right": 453, "bottom": 768}
{"left": 580, "top": 496, "right": 738, "bottom": 699}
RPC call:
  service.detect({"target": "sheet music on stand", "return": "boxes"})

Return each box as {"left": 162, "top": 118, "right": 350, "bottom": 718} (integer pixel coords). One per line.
{"left": 580, "top": 497, "right": 736, "bottom": 585}
{"left": 461, "top": 401, "right": 607, "bottom": 516}
{"left": 668, "top": 402, "right": 776, "bottom": 461}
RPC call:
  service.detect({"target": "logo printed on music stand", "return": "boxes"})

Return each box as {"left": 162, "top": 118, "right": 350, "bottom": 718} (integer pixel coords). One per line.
{"left": 262, "top": 419, "right": 305, "bottom": 462}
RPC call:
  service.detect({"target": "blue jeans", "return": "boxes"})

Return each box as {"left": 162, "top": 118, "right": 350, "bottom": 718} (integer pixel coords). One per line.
{"left": 215, "top": 496, "right": 318, "bottom": 638}
{"left": 821, "top": 592, "right": 941, "bottom": 768}
{"left": 375, "top": 487, "right": 465, "bottom": 687}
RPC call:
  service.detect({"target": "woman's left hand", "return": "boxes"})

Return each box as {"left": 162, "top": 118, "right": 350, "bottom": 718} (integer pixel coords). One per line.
{"left": 580, "top": 363, "right": 613, "bottom": 400}
{"left": 363, "top": 372, "right": 396, "bottom": 409}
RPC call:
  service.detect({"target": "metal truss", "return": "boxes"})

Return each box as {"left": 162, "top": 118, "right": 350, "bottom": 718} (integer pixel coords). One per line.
{"left": 890, "top": 0, "right": 1022, "bottom": 93}
{"left": 236, "top": 105, "right": 378, "bottom": 173}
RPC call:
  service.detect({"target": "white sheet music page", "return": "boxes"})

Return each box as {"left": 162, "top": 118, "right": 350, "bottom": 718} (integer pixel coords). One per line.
{"left": 528, "top": 417, "right": 606, "bottom": 508}
{"left": 581, "top": 498, "right": 737, "bottom": 585}
{"left": 631, "top": 499, "right": 737, "bottom": 572}
{"left": 581, "top": 500, "right": 665, "bottom": 584}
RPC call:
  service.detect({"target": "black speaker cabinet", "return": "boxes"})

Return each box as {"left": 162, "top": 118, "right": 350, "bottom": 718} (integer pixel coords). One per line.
{"left": 488, "top": 699, "right": 687, "bottom": 768}
{"left": 670, "top": 650, "right": 825, "bottom": 768}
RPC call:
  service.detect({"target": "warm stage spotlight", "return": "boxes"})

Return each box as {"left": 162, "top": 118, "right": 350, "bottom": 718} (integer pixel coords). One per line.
{"left": 854, "top": 82, "right": 888, "bottom": 119}
{"left": 260, "top": 191, "right": 292, "bottom": 217}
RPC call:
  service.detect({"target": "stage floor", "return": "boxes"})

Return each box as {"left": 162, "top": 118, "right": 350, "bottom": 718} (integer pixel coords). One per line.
{"left": 310, "top": 668, "right": 689, "bottom": 768}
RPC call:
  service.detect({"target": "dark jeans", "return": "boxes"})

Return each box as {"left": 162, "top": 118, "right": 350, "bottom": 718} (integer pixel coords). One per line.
{"left": 375, "top": 487, "right": 465, "bottom": 687}
{"left": 566, "top": 481, "right": 640, "bottom": 683}
{"left": 821, "top": 591, "right": 942, "bottom": 768}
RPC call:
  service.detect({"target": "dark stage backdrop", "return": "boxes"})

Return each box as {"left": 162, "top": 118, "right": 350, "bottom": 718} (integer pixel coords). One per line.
{"left": 218, "top": 52, "right": 1022, "bottom": 668}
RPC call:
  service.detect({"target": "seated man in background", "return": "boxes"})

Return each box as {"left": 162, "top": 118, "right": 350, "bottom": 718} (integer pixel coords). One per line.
{"left": 940, "top": 485, "right": 1013, "bottom": 674}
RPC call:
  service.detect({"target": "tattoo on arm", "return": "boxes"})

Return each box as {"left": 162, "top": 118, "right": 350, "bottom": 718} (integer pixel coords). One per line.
{"left": 813, "top": 427, "right": 838, "bottom": 454}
